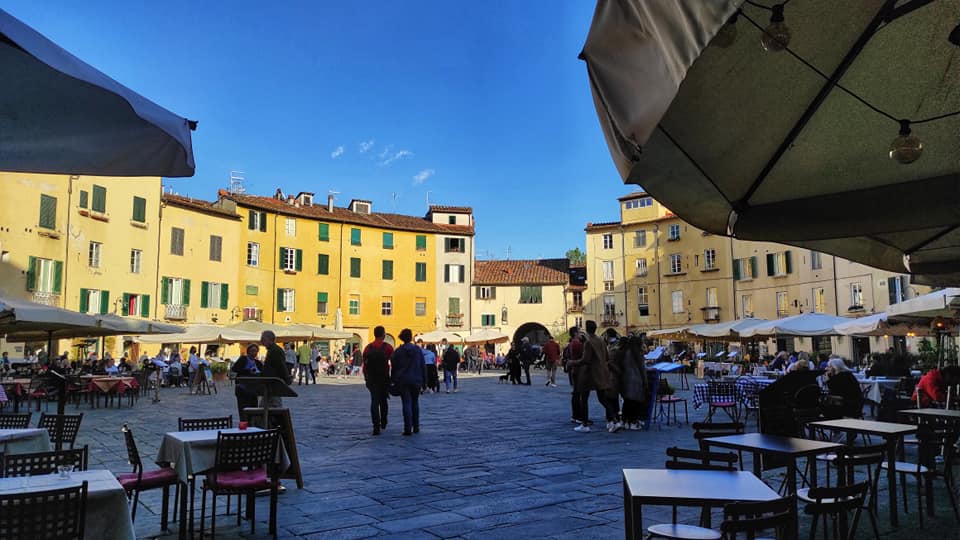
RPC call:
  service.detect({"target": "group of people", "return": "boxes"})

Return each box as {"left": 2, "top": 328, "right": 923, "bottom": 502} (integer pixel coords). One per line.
{"left": 362, "top": 326, "right": 426, "bottom": 436}
{"left": 144, "top": 347, "right": 212, "bottom": 389}
{"left": 502, "top": 336, "right": 562, "bottom": 386}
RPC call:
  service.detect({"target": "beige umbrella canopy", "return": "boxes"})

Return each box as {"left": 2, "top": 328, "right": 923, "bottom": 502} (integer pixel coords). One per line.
{"left": 416, "top": 330, "right": 464, "bottom": 344}
{"left": 225, "top": 320, "right": 314, "bottom": 340}
{"left": 134, "top": 324, "right": 257, "bottom": 344}
{"left": 463, "top": 329, "right": 510, "bottom": 345}
{"left": 285, "top": 324, "right": 354, "bottom": 340}
{"left": 647, "top": 326, "right": 690, "bottom": 340}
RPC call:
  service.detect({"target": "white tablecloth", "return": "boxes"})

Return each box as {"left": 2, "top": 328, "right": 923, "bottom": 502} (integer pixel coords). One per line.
{"left": 858, "top": 378, "right": 902, "bottom": 403}
{"left": 156, "top": 427, "right": 290, "bottom": 483}
{"left": 0, "top": 469, "right": 135, "bottom": 539}
{"left": 0, "top": 428, "right": 51, "bottom": 455}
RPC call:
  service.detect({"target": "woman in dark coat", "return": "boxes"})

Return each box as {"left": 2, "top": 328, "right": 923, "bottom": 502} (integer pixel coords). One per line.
{"left": 232, "top": 343, "right": 262, "bottom": 417}
{"left": 823, "top": 357, "right": 863, "bottom": 418}
{"left": 390, "top": 329, "right": 425, "bottom": 435}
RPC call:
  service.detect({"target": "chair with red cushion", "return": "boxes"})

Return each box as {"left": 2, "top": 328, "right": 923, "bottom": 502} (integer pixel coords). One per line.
{"left": 706, "top": 380, "right": 739, "bottom": 422}
{"left": 117, "top": 424, "right": 179, "bottom": 531}
{"left": 200, "top": 429, "right": 281, "bottom": 538}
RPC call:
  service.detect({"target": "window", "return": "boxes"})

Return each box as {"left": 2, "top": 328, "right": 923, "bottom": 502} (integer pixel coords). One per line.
{"left": 132, "top": 196, "right": 146, "bottom": 223}
{"left": 624, "top": 197, "right": 652, "bottom": 209}
{"left": 602, "top": 260, "right": 614, "bottom": 281}
{"left": 415, "top": 235, "right": 426, "bottom": 251}
{"left": 170, "top": 227, "right": 184, "bottom": 256}
{"left": 130, "top": 249, "right": 142, "bottom": 274}
{"left": 477, "top": 286, "right": 496, "bottom": 300}
{"left": 248, "top": 210, "right": 267, "bottom": 232}
{"left": 201, "top": 282, "right": 228, "bottom": 309}
{"left": 242, "top": 307, "right": 262, "bottom": 321}
{"left": 279, "top": 247, "right": 303, "bottom": 272}
{"left": 742, "top": 294, "right": 754, "bottom": 316}
{"left": 38, "top": 194, "right": 57, "bottom": 229}
{"left": 160, "top": 277, "right": 190, "bottom": 306}
{"left": 415, "top": 297, "right": 426, "bottom": 316}
{"left": 669, "top": 254, "right": 682, "bottom": 274}
{"left": 812, "top": 287, "right": 826, "bottom": 313}
{"left": 776, "top": 291, "right": 789, "bottom": 316}
{"left": 703, "top": 249, "right": 717, "bottom": 270}
{"left": 245, "top": 285, "right": 259, "bottom": 295}
{"left": 603, "top": 295, "right": 617, "bottom": 318}
{"left": 91, "top": 185, "right": 106, "bottom": 213}
{"left": 444, "top": 237, "right": 465, "bottom": 253}
{"left": 602, "top": 234, "right": 613, "bottom": 249}
{"left": 121, "top": 293, "right": 150, "bottom": 317}
{"left": 382, "top": 260, "right": 394, "bottom": 280}
{"left": 78, "top": 190, "right": 88, "bottom": 209}
{"left": 209, "top": 235, "right": 222, "bottom": 262}
{"left": 603, "top": 281, "right": 614, "bottom": 292}
{"left": 350, "top": 228, "right": 361, "bottom": 246}
{"left": 316, "top": 292, "right": 329, "bottom": 314}
{"left": 285, "top": 217, "right": 296, "bottom": 237}
{"left": 317, "top": 254, "right": 330, "bottom": 275}
{"left": 26, "top": 257, "right": 62, "bottom": 293}
{"left": 277, "top": 288, "right": 295, "bottom": 312}
{"left": 638, "top": 287, "right": 649, "bottom": 317}
{"left": 350, "top": 257, "right": 361, "bottom": 278}
{"left": 481, "top": 314, "right": 496, "bottom": 327}
{"left": 444, "top": 264, "right": 465, "bottom": 283}
{"left": 671, "top": 291, "right": 684, "bottom": 313}
{"left": 668, "top": 224, "right": 681, "bottom": 241}
{"left": 381, "top": 297, "right": 393, "bottom": 316}
{"left": 572, "top": 291, "right": 583, "bottom": 308}
{"left": 448, "top": 215, "right": 456, "bottom": 225}
{"left": 448, "top": 297, "right": 461, "bottom": 315}
{"left": 635, "top": 258, "right": 648, "bottom": 276}
{"left": 415, "top": 262, "right": 427, "bottom": 282}
{"left": 850, "top": 283, "right": 864, "bottom": 308}
{"left": 88, "top": 241, "right": 102, "bottom": 268}
{"left": 888, "top": 276, "right": 908, "bottom": 305}
{"left": 733, "top": 257, "right": 758, "bottom": 280}
{"left": 247, "top": 242, "right": 260, "bottom": 267}
{"left": 811, "top": 250, "right": 822, "bottom": 270}
{"left": 382, "top": 232, "right": 394, "bottom": 249}
{"left": 634, "top": 230, "right": 647, "bottom": 248}
{"left": 78, "top": 288, "right": 108, "bottom": 314}
{"left": 518, "top": 286, "right": 542, "bottom": 304}
{"left": 349, "top": 295, "right": 360, "bottom": 315}
{"left": 766, "top": 251, "right": 793, "bottom": 276}
{"left": 318, "top": 222, "right": 329, "bottom": 241}
{"left": 706, "top": 287, "right": 718, "bottom": 307}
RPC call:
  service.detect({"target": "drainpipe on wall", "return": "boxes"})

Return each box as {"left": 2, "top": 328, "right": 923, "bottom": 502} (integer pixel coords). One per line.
{"left": 654, "top": 224, "right": 663, "bottom": 330}
{"left": 729, "top": 237, "right": 737, "bottom": 319}
{"left": 154, "top": 185, "right": 164, "bottom": 319}
{"left": 619, "top": 225, "right": 628, "bottom": 331}
{"left": 832, "top": 255, "right": 840, "bottom": 316}
{"left": 62, "top": 175, "right": 78, "bottom": 309}
{"left": 271, "top": 212, "right": 278, "bottom": 324}
{"left": 337, "top": 222, "right": 345, "bottom": 325}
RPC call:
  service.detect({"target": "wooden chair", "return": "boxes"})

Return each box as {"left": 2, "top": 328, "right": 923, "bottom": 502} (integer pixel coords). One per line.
{"left": 706, "top": 381, "right": 739, "bottom": 422}
{"left": 0, "top": 481, "right": 88, "bottom": 539}
{"left": 178, "top": 415, "right": 233, "bottom": 431}
{"left": 116, "top": 424, "right": 179, "bottom": 531}
{"left": 200, "top": 429, "right": 281, "bottom": 538}
{"left": 802, "top": 481, "right": 872, "bottom": 540}
{"left": 0, "top": 411, "right": 30, "bottom": 428}
{"left": 721, "top": 497, "right": 794, "bottom": 540}
{"left": 37, "top": 412, "right": 83, "bottom": 450}
{"left": 1, "top": 446, "right": 88, "bottom": 477}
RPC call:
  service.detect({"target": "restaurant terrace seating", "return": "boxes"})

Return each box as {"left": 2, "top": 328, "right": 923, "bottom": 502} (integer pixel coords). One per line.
{"left": 117, "top": 424, "right": 179, "bottom": 530}
{"left": 720, "top": 497, "right": 794, "bottom": 540}
{"left": 0, "top": 481, "right": 88, "bottom": 539}
{"left": 0, "top": 412, "right": 30, "bottom": 429}
{"left": 37, "top": 412, "right": 83, "bottom": 450}
{"left": 1, "top": 446, "right": 89, "bottom": 477}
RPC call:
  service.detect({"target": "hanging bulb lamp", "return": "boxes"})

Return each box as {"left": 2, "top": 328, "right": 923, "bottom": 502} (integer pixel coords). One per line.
{"left": 761, "top": 4, "right": 791, "bottom": 52}
{"left": 889, "top": 120, "right": 923, "bottom": 164}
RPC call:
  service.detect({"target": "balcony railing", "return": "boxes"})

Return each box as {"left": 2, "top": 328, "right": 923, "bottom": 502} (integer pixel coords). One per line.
{"left": 243, "top": 308, "right": 263, "bottom": 322}
{"left": 164, "top": 304, "right": 188, "bottom": 320}
{"left": 601, "top": 318, "right": 620, "bottom": 327}
{"left": 567, "top": 304, "right": 584, "bottom": 313}
{"left": 446, "top": 313, "right": 464, "bottom": 327}
{"left": 31, "top": 291, "right": 60, "bottom": 306}
{"left": 701, "top": 306, "right": 721, "bottom": 322}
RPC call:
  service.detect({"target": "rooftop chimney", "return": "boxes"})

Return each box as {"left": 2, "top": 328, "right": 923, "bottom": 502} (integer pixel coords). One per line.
{"left": 327, "top": 194, "right": 334, "bottom": 212}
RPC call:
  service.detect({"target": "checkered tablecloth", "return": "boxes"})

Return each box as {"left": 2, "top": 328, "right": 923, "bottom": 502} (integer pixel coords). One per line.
{"left": 692, "top": 378, "right": 778, "bottom": 409}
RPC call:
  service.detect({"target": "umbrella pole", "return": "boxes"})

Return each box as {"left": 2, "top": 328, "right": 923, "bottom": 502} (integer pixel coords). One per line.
{"left": 52, "top": 330, "right": 66, "bottom": 452}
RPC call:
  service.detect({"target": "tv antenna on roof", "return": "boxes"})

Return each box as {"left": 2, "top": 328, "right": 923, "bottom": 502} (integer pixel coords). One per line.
{"left": 425, "top": 191, "right": 431, "bottom": 208}
{"left": 229, "top": 171, "right": 245, "bottom": 194}
{"left": 392, "top": 192, "right": 399, "bottom": 210}
{"left": 505, "top": 245, "right": 512, "bottom": 260}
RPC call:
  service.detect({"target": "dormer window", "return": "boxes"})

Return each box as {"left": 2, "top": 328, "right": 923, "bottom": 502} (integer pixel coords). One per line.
{"left": 296, "top": 192, "right": 314, "bottom": 206}
{"left": 350, "top": 200, "right": 372, "bottom": 214}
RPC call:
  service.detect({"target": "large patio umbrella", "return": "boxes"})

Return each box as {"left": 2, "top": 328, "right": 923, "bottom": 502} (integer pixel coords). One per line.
{"left": 133, "top": 324, "right": 258, "bottom": 344}
{"left": 832, "top": 312, "right": 940, "bottom": 337}
{"left": 738, "top": 313, "right": 848, "bottom": 338}
{"left": 687, "top": 318, "right": 769, "bottom": 339}
{"left": 0, "top": 8, "right": 196, "bottom": 177}
{"left": 224, "top": 320, "right": 315, "bottom": 340}
{"left": 463, "top": 329, "right": 510, "bottom": 345}
{"left": 581, "top": 0, "right": 960, "bottom": 285}
{"left": 415, "top": 330, "right": 463, "bottom": 344}
{"left": 646, "top": 326, "right": 690, "bottom": 340}
{"left": 885, "top": 287, "right": 960, "bottom": 320}
{"left": 284, "top": 324, "right": 354, "bottom": 340}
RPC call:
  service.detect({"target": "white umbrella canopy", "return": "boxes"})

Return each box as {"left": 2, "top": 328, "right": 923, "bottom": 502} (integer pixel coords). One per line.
{"left": 0, "top": 8, "right": 196, "bottom": 177}
{"left": 134, "top": 324, "right": 258, "bottom": 345}
{"left": 739, "top": 313, "right": 848, "bottom": 338}
{"left": 285, "top": 324, "right": 354, "bottom": 340}
{"left": 581, "top": 0, "right": 960, "bottom": 285}
{"left": 832, "top": 313, "right": 938, "bottom": 337}
{"left": 647, "top": 326, "right": 690, "bottom": 340}
{"left": 687, "top": 318, "right": 769, "bottom": 339}
{"left": 224, "top": 320, "right": 315, "bottom": 340}
{"left": 0, "top": 296, "right": 101, "bottom": 339}
{"left": 885, "top": 287, "right": 960, "bottom": 320}
{"left": 415, "top": 330, "right": 463, "bottom": 344}
{"left": 463, "top": 329, "right": 510, "bottom": 345}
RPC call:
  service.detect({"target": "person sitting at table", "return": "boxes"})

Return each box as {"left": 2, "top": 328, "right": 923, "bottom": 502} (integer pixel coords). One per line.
{"left": 232, "top": 343, "right": 263, "bottom": 415}
{"left": 769, "top": 351, "right": 788, "bottom": 371}
{"left": 187, "top": 346, "right": 206, "bottom": 387}
{"left": 822, "top": 357, "right": 862, "bottom": 418}
{"left": 103, "top": 355, "right": 120, "bottom": 375}
{"left": 912, "top": 365, "right": 960, "bottom": 407}
{"left": 786, "top": 358, "right": 810, "bottom": 373}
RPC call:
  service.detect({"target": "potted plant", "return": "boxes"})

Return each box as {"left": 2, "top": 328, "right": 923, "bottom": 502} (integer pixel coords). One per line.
{"left": 209, "top": 361, "right": 230, "bottom": 382}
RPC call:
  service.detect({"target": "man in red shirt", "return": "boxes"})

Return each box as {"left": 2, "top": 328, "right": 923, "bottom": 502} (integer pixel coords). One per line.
{"left": 912, "top": 366, "right": 960, "bottom": 407}
{"left": 542, "top": 335, "right": 561, "bottom": 387}
{"left": 362, "top": 326, "right": 395, "bottom": 435}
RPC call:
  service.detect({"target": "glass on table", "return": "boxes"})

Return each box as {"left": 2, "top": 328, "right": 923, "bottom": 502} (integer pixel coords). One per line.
{"left": 58, "top": 464, "right": 74, "bottom": 479}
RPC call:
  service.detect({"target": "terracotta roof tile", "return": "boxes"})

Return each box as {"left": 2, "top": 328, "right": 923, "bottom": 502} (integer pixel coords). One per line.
{"left": 162, "top": 193, "right": 241, "bottom": 220}
{"left": 474, "top": 259, "right": 569, "bottom": 286}
{"left": 585, "top": 220, "right": 621, "bottom": 231}
{"left": 617, "top": 192, "right": 650, "bottom": 201}
{"left": 429, "top": 205, "right": 473, "bottom": 213}
{"left": 218, "top": 191, "right": 474, "bottom": 235}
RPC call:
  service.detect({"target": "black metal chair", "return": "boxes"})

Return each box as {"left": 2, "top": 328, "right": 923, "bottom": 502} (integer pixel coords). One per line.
{"left": 0, "top": 412, "right": 30, "bottom": 428}
{"left": 800, "top": 445, "right": 883, "bottom": 539}
{"left": 693, "top": 421, "right": 745, "bottom": 470}
{"left": 802, "top": 481, "right": 872, "bottom": 540}
{"left": 665, "top": 447, "right": 739, "bottom": 471}
{"left": 37, "top": 412, "right": 83, "bottom": 450}
{"left": 0, "top": 481, "right": 88, "bottom": 539}
{"left": 178, "top": 415, "right": 233, "bottom": 431}
{"left": 880, "top": 423, "right": 959, "bottom": 526}
{"left": 706, "top": 381, "right": 739, "bottom": 422}
{"left": 116, "top": 424, "right": 179, "bottom": 531}
{"left": 1, "top": 446, "right": 88, "bottom": 478}
{"left": 721, "top": 497, "right": 794, "bottom": 540}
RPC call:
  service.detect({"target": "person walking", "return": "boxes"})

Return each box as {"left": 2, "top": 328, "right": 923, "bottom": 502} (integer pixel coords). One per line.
{"left": 390, "top": 329, "right": 424, "bottom": 435}
{"left": 418, "top": 339, "right": 437, "bottom": 394}
{"left": 261, "top": 331, "right": 293, "bottom": 408}
{"left": 284, "top": 342, "right": 298, "bottom": 379}
{"left": 309, "top": 343, "right": 319, "bottom": 382}
{"left": 619, "top": 338, "right": 648, "bottom": 430}
{"left": 507, "top": 342, "right": 522, "bottom": 384}
{"left": 297, "top": 341, "right": 313, "bottom": 385}
{"left": 231, "top": 343, "right": 262, "bottom": 417}
{"left": 542, "top": 335, "right": 561, "bottom": 387}
{"left": 576, "top": 321, "right": 619, "bottom": 433}
{"left": 564, "top": 328, "right": 587, "bottom": 430}
{"left": 464, "top": 344, "right": 478, "bottom": 373}
{"left": 363, "top": 326, "right": 394, "bottom": 435}
{"left": 519, "top": 337, "right": 535, "bottom": 385}
{"left": 441, "top": 342, "right": 460, "bottom": 393}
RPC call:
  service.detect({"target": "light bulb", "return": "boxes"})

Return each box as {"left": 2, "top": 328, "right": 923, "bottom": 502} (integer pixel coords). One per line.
{"left": 889, "top": 120, "right": 922, "bottom": 164}
{"left": 761, "top": 5, "right": 790, "bottom": 52}
{"left": 713, "top": 12, "right": 739, "bottom": 48}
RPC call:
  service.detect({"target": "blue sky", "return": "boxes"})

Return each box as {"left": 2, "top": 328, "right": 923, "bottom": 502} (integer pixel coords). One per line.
{"left": 6, "top": 1, "right": 634, "bottom": 259}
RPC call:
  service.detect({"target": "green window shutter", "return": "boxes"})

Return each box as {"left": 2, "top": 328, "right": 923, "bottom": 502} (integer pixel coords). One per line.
{"left": 732, "top": 259, "right": 741, "bottom": 281}
{"left": 382, "top": 260, "right": 393, "bottom": 280}
{"left": 318, "top": 254, "right": 329, "bottom": 275}
{"left": 416, "top": 235, "right": 426, "bottom": 250}
{"left": 350, "top": 258, "right": 361, "bottom": 278}
{"left": 750, "top": 257, "right": 758, "bottom": 279}
{"left": 259, "top": 213, "right": 267, "bottom": 232}
{"left": 351, "top": 228, "right": 361, "bottom": 245}
{"left": 534, "top": 286, "right": 542, "bottom": 303}
{"left": 317, "top": 292, "right": 328, "bottom": 303}
{"left": 182, "top": 279, "right": 191, "bottom": 305}
{"left": 79, "top": 289, "right": 89, "bottom": 313}
{"left": 383, "top": 232, "right": 393, "bottom": 249}
{"left": 200, "top": 281, "right": 209, "bottom": 308}
{"left": 248, "top": 210, "right": 255, "bottom": 230}
{"left": 121, "top": 293, "right": 130, "bottom": 316}
{"left": 318, "top": 222, "right": 329, "bottom": 241}
{"left": 277, "top": 289, "right": 284, "bottom": 311}
{"left": 91, "top": 185, "right": 106, "bottom": 213}
{"left": 448, "top": 297, "right": 460, "bottom": 315}
{"left": 220, "top": 285, "right": 229, "bottom": 309}
{"left": 888, "top": 277, "right": 897, "bottom": 305}
{"left": 140, "top": 295, "right": 150, "bottom": 317}
{"left": 39, "top": 194, "right": 57, "bottom": 229}
{"left": 295, "top": 249, "right": 303, "bottom": 271}
{"left": 444, "top": 265, "right": 450, "bottom": 282}
{"left": 490, "top": 287, "right": 496, "bottom": 299}
{"left": 416, "top": 262, "right": 426, "bottom": 282}
{"left": 279, "top": 247, "right": 286, "bottom": 269}
{"left": 25, "top": 256, "right": 37, "bottom": 291}
{"left": 79, "top": 190, "right": 88, "bottom": 209}
{"left": 459, "top": 265, "right": 465, "bottom": 283}
{"left": 52, "top": 260, "right": 63, "bottom": 294}
{"left": 784, "top": 251, "right": 793, "bottom": 274}
{"left": 132, "top": 196, "right": 146, "bottom": 222}
{"left": 766, "top": 254, "right": 775, "bottom": 276}
{"left": 100, "top": 290, "right": 109, "bottom": 314}
{"left": 160, "top": 277, "right": 170, "bottom": 304}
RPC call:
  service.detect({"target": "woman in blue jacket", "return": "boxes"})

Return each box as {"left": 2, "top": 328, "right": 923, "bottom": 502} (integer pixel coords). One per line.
{"left": 391, "top": 328, "right": 425, "bottom": 435}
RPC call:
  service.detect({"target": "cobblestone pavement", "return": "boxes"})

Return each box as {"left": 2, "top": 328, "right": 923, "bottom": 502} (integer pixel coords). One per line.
{"left": 44, "top": 370, "right": 957, "bottom": 539}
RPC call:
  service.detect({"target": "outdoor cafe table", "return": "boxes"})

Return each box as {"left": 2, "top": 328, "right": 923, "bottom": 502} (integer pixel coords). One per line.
{"left": 622, "top": 468, "right": 780, "bottom": 540}
{"left": 898, "top": 408, "right": 960, "bottom": 422}
{"left": 156, "top": 427, "right": 290, "bottom": 540}
{"left": 808, "top": 418, "right": 917, "bottom": 528}
{"left": 0, "top": 469, "right": 135, "bottom": 539}
{"left": 90, "top": 376, "right": 136, "bottom": 393}
{"left": 0, "top": 427, "right": 51, "bottom": 455}
{"left": 704, "top": 433, "right": 844, "bottom": 539}
{"left": 856, "top": 377, "right": 901, "bottom": 404}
